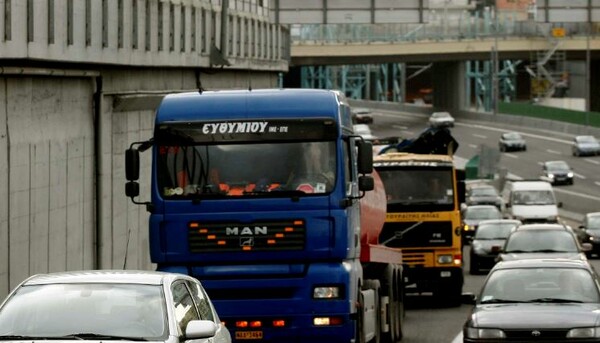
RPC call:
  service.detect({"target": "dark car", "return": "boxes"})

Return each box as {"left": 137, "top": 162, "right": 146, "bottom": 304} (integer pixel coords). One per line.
{"left": 461, "top": 205, "right": 503, "bottom": 244}
{"left": 497, "top": 223, "right": 591, "bottom": 262}
{"left": 351, "top": 107, "right": 374, "bottom": 124}
{"left": 469, "top": 219, "right": 521, "bottom": 275}
{"left": 578, "top": 212, "right": 600, "bottom": 258}
{"left": 466, "top": 184, "right": 502, "bottom": 209}
{"left": 572, "top": 135, "right": 600, "bottom": 156}
{"left": 463, "top": 258, "right": 600, "bottom": 342}
{"left": 542, "top": 160, "right": 574, "bottom": 185}
{"left": 498, "top": 132, "right": 526, "bottom": 152}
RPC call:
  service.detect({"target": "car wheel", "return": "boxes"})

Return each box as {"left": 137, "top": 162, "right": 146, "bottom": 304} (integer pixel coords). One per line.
{"left": 522, "top": 146, "right": 527, "bottom": 151}
{"left": 469, "top": 255, "right": 479, "bottom": 275}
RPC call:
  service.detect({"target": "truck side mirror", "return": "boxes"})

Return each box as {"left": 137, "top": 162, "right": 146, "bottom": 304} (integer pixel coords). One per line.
{"left": 125, "top": 181, "right": 140, "bottom": 198}
{"left": 357, "top": 140, "right": 373, "bottom": 174}
{"left": 358, "top": 175, "right": 374, "bottom": 192}
{"left": 126, "top": 148, "right": 140, "bottom": 181}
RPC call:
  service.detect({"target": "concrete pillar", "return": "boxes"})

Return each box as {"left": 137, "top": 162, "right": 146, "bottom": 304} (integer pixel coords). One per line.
{"left": 432, "top": 61, "right": 466, "bottom": 112}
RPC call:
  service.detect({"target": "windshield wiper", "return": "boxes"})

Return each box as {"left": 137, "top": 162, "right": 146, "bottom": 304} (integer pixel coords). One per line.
{"left": 480, "top": 298, "right": 526, "bottom": 304}
{"left": 0, "top": 335, "right": 58, "bottom": 341}
{"left": 529, "top": 249, "right": 574, "bottom": 253}
{"left": 60, "top": 333, "right": 149, "bottom": 341}
{"left": 528, "top": 298, "right": 583, "bottom": 303}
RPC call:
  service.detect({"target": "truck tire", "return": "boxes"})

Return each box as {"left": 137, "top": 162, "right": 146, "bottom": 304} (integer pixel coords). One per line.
{"left": 380, "top": 265, "right": 403, "bottom": 343}
{"left": 363, "top": 280, "right": 381, "bottom": 343}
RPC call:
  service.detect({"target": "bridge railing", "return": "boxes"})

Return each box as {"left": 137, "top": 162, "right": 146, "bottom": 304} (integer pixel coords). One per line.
{"left": 0, "top": 0, "right": 289, "bottom": 71}
{"left": 291, "top": 19, "right": 600, "bottom": 44}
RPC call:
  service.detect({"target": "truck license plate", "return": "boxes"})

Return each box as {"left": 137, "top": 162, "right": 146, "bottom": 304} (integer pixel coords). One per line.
{"left": 235, "top": 331, "right": 263, "bottom": 340}
{"left": 440, "top": 271, "right": 451, "bottom": 277}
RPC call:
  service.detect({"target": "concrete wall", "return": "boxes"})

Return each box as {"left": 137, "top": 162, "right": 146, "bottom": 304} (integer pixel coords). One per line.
{"left": 0, "top": 67, "right": 280, "bottom": 299}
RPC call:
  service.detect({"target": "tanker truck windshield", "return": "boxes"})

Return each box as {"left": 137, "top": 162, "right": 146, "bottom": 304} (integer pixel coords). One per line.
{"left": 155, "top": 120, "right": 337, "bottom": 198}
{"left": 377, "top": 167, "right": 455, "bottom": 211}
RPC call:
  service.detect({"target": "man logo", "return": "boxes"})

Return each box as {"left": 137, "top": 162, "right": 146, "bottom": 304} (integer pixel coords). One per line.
{"left": 531, "top": 330, "right": 541, "bottom": 337}
{"left": 226, "top": 226, "right": 268, "bottom": 235}
{"left": 240, "top": 237, "right": 254, "bottom": 247}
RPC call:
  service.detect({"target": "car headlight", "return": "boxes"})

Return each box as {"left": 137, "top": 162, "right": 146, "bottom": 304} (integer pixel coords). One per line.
{"left": 567, "top": 327, "right": 600, "bottom": 338}
{"left": 465, "top": 327, "right": 506, "bottom": 339}
{"left": 547, "top": 174, "right": 555, "bottom": 178}
{"left": 313, "top": 286, "right": 340, "bottom": 299}
{"left": 567, "top": 172, "right": 574, "bottom": 177}
{"left": 547, "top": 215, "right": 559, "bottom": 222}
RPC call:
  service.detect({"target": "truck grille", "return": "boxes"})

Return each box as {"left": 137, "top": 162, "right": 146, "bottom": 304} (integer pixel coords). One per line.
{"left": 380, "top": 221, "right": 454, "bottom": 248}
{"left": 188, "top": 220, "right": 305, "bottom": 253}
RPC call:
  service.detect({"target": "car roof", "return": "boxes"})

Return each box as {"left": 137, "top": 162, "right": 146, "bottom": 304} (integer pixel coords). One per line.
{"left": 465, "top": 205, "right": 499, "bottom": 210}
{"left": 509, "top": 180, "right": 553, "bottom": 190}
{"left": 21, "top": 270, "right": 185, "bottom": 286}
{"left": 478, "top": 219, "right": 521, "bottom": 226}
{"left": 514, "top": 223, "right": 569, "bottom": 231}
{"left": 544, "top": 160, "right": 569, "bottom": 166}
{"left": 492, "top": 258, "right": 592, "bottom": 271}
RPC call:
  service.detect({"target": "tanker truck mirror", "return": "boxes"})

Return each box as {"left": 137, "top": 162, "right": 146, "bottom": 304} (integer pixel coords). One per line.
{"left": 357, "top": 141, "right": 373, "bottom": 174}
{"left": 125, "top": 148, "right": 140, "bottom": 181}
{"left": 125, "top": 181, "right": 140, "bottom": 198}
{"left": 358, "top": 175, "right": 374, "bottom": 192}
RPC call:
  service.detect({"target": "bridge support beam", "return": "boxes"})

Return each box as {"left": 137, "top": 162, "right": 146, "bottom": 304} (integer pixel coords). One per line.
{"left": 432, "top": 62, "right": 466, "bottom": 112}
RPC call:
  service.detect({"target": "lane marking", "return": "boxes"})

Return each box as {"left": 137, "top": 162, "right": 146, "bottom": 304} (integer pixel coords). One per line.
{"left": 452, "top": 332, "right": 462, "bottom": 343}
{"left": 595, "top": 181, "right": 600, "bottom": 187}
{"left": 574, "top": 173, "right": 586, "bottom": 180}
{"left": 468, "top": 144, "right": 478, "bottom": 149}
{"left": 504, "top": 153, "right": 519, "bottom": 159}
{"left": 547, "top": 149, "right": 562, "bottom": 155}
{"left": 392, "top": 125, "right": 408, "bottom": 130}
{"left": 473, "top": 134, "right": 487, "bottom": 139}
{"left": 585, "top": 158, "right": 600, "bottom": 165}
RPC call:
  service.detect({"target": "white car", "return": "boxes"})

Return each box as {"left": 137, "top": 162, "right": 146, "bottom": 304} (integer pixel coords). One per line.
{"left": 428, "top": 111, "right": 455, "bottom": 128}
{"left": 353, "top": 124, "right": 378, "bottom": 141}
{"left": 0, "top": 270, "right": 231, "bottom": 343}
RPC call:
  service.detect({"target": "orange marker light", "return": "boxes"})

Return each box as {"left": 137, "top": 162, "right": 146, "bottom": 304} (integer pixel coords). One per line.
{"left": 249, "top": 321, "right": 262, "bottom": 328}
{"left": 236, "top": 321, "right": 248, "bottom": 328}
{"left": 267, "top": 240, "right": 276, "bottom": 244}
{"left": 285, "top": 227, "right": 294, "bottom": 232}
{"left": 272, "top": 320, "right": 286, "bottom": 327}
{"left": 189, "top": 223, "right": 199, "bottom": 228}
{"left": 243, "top": 246, "right": 252, "bottom": 251}
{"left": 275, "top": 233, "right": 284, "bottom": 238}
{"left": 293, "top": 220, "right": 303, "bottom": 225}
{"left": 207, "top": 235, "right": 216, "bottom": 239}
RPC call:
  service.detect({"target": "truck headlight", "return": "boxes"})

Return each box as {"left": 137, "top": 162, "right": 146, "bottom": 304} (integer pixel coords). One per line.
{"left": 313, "top": 286, "right": 340, "bottom": 299}
{"left": 463, "top": 224, "right": 470, "bottom": 231}
{"left": 437, "top": 255, "right": 453, "bottom": 264}
{"left": 465, "top": 328, "right": 506, "bottom": 339}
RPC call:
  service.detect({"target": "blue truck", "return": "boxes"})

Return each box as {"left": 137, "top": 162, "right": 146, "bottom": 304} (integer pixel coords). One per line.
{"left": 125, "top": 89, "right": 404, "bottom": 342}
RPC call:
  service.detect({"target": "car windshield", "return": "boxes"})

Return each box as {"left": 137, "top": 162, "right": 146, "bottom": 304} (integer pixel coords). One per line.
{"left": 587, "top": 216, "right": 600, "bottom": 230}
{"left": 464, "top": 207, "right": 502, "bottom": 220}
{"left": 470, "top": 187, "right": 497, "bottom": 197}
{"left": 0, "top": 283, "right": 167, "bottom": 340}
{"left": 480, "top": 267, "right": 600, "bottom": 303}
{"left": 577, "top": 136, "right": 597, "bottom": 144}
{"left": 546, "top": 161, "right": 570, "bottom": 172}
{"left": 504, "top": 132, "right": 522, "bottom": 140}
{"left": 504, "top": 230, "right": 578, "bottom": 253}
{"left": 475, "top": 223, "right": 517, "bottom": 239}
{"left": 512, "top": 190, "right": 555, "bottom": 205}
{"left": 432, "top": 112, "right": 450, "bottom": 118}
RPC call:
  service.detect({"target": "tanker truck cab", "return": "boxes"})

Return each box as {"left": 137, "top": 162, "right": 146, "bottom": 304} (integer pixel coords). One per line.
{"left": 124, "top": 89, "right": 404, "bottom": 343}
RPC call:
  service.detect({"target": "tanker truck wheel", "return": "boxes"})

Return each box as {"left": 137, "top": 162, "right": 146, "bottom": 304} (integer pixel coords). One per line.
{"left": 380, "top": 265, "right": 403, "bottom": 343}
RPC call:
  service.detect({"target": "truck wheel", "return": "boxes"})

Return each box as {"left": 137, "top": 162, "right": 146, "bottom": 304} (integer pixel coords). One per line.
{"left": 380, "top": 265, "right": 402, "bottom": 343}
{"left": 363, "top": 280, "right": 381, "bottom": 343}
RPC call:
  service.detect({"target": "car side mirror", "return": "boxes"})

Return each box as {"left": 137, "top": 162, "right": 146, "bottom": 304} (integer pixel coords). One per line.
{"left": 185, "top": 320, "right": 218, "bottom": 340}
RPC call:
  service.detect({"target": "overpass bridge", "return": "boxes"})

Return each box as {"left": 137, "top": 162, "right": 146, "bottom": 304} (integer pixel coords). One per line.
{"left": 0, "top": 0, "right": 599, "bottom": 300}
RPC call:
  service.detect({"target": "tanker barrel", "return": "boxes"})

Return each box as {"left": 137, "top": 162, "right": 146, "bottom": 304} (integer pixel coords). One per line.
{"left": 359, "top": 169, "right": 387, "bottom": 246}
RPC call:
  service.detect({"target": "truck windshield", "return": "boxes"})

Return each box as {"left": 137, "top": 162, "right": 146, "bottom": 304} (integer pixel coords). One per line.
{"left": 156, "top": 141, "right": 336, "bottom": 199}
{"left": 377, "top": 168, "right": 455, "bottom": 208}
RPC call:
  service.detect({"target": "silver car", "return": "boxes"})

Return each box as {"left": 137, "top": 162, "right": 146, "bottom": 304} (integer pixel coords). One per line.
{"left": 572, "top": 135, "right": 600, "bottom": 156}
{"left": 428, "top": 111, "right": 455, "bottom": 128}
{"left": 498, "top": 132, "right": 526, "bottom": 152}
{"left": 0, "top": 270, "right": 231, "bottom": 343}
